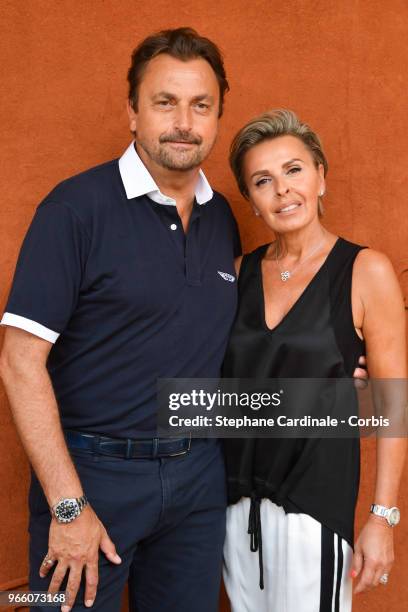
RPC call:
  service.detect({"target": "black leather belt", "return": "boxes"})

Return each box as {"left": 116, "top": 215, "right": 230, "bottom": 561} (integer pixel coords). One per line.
{"left": 65, "top": 429, "right": 192, "bottom": 459}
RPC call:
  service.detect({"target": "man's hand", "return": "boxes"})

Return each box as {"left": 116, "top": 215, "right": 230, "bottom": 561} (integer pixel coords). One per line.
{"left": 353, "top": 356, "right": 368, "bottom": 389}
{"left": 40, "top": 505, "right": 121, "bottom": 611}
{"left": 0, "top": 327, "right": 123, "bottom": 610}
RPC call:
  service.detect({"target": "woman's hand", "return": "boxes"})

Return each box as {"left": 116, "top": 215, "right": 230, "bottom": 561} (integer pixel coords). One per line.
{"left": 351, "top": 515, "right": 394, "bottom": 594}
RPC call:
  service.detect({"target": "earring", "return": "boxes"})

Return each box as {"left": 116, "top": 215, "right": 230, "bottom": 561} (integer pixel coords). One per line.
{"left": 319, "top": 190, "right": 325, "bottom": 197}
{"left": 254, "top": 210, "right": 260, "bottom": 217}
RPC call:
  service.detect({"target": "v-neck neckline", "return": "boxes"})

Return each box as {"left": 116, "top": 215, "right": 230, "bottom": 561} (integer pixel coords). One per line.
{"left": 258, "top": 237, "right": 341, "bottom": 333}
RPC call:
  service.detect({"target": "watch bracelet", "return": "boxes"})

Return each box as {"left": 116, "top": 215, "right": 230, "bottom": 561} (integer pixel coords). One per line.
{"left": 77, "top": 494, "right": 88, "bottom": 511}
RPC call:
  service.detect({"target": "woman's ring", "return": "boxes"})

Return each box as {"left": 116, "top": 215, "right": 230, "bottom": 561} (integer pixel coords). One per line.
{"left": 379, "top": 574, "right": 389, "bottom": 585}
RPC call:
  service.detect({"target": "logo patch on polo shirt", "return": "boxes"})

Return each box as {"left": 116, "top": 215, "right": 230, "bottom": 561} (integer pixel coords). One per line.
{"left": 217, "top": 271, "right": 235, "bottom": 283}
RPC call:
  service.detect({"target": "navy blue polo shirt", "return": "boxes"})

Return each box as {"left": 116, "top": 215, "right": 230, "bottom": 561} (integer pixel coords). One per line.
{"left": 2, "top": 143, "right": 241, "bottom": 437}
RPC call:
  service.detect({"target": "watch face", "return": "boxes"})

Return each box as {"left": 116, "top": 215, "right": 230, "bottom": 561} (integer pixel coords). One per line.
{"left": 55, "top": 499, "right": 80, "bottom": 523}
{"left": 389, "top": 508, "right": 400, "bottom": 526}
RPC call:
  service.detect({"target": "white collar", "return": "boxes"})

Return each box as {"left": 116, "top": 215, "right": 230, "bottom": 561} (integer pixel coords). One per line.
{"left": 118, "top": 141, "right": 213, "bottom": 206}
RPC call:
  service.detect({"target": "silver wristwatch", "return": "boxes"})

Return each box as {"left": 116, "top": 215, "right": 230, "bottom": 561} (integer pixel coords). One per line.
{"left": 370, "top": 504, "right": 400, "bottom": 527}
{"left": 51, "top": 495, "right": 88, "bottom": 524}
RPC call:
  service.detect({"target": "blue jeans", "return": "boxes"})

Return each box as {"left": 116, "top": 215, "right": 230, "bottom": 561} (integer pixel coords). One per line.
{"left": 28, "top": 438, "right": 227, "bottom": 611}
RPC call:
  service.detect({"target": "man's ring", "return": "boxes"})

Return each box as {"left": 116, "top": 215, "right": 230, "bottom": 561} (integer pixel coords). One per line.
{"left": 42, "top": 555, "right": 55, "bottom": 567}
{"left": 379, "top": 573, "right": 389, "bottom": 585}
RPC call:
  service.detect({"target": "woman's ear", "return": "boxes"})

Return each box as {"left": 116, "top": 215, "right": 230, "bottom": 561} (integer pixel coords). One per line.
{"left": 318, "top": 163, "right": 325, "bottom": 196}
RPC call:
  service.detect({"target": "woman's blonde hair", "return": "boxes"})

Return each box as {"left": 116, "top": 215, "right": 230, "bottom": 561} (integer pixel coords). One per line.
{"left": 229, "top": 109, "right": 328, "bottom": 214}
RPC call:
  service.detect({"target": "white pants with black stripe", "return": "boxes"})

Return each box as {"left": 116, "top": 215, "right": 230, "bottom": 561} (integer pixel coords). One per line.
{"left": 223, "top": 498, "right": 353, "bottom": 612}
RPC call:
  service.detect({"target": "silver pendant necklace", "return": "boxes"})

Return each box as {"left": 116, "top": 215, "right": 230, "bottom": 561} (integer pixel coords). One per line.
{"left": 275, "top": 239, "right": 326, "bottom": 282}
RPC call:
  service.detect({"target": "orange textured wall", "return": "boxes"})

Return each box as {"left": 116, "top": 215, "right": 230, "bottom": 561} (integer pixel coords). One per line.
{"left": 0, "top": 1, "right": 407, "bottom": 611}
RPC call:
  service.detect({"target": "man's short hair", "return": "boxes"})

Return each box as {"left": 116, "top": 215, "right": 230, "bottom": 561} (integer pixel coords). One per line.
{"left": 127, "top": 27, "right": 229, "bottom": 117}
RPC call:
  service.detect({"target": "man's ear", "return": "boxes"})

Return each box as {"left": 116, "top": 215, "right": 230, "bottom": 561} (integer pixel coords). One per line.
{"left": 126, "top": 99, "right": 137, "bottom": 133}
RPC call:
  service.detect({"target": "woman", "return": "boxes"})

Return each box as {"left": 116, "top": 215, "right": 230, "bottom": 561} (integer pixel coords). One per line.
{"left": 222, "top": 110, "right": 406, "bottom": 611}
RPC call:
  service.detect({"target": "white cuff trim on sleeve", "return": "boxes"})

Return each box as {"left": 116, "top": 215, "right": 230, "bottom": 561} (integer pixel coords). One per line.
{"left": 0, "top": 312, "right": 60, "bottom": 344}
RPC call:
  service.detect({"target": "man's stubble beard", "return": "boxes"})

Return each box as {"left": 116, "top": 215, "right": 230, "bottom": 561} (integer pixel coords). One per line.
{"left": 138, "top": 136, "right": 216, "bottom": 172}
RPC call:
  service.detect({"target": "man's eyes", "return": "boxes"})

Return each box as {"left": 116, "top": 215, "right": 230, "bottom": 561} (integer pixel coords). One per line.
{"left": 155, "top": 100, "right": 210, "bottom": 110}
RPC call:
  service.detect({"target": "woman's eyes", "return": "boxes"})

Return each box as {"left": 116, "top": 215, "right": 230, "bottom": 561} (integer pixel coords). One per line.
{"left": 255, "top": 178, "right": 271, "bottom": 187}
{"left": 254, "top": 167, "right": 302, "bottom": 187}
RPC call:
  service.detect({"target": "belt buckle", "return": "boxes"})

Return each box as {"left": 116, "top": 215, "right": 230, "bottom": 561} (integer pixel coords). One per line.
{"left": 167, "top": 433, "right": 192, "bottom": 457}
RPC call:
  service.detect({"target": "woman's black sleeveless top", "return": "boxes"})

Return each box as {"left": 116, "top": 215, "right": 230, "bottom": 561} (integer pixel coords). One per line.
{"left": 223, "top": 237, "right": 366, "bottom": 546}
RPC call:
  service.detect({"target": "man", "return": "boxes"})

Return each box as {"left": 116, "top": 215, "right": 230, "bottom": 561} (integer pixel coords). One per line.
{"left": 0, "top": 27, "right": 366, "bottom": 612}
{"left": 1, "top": 27, "right": 240, "bottom": 612}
